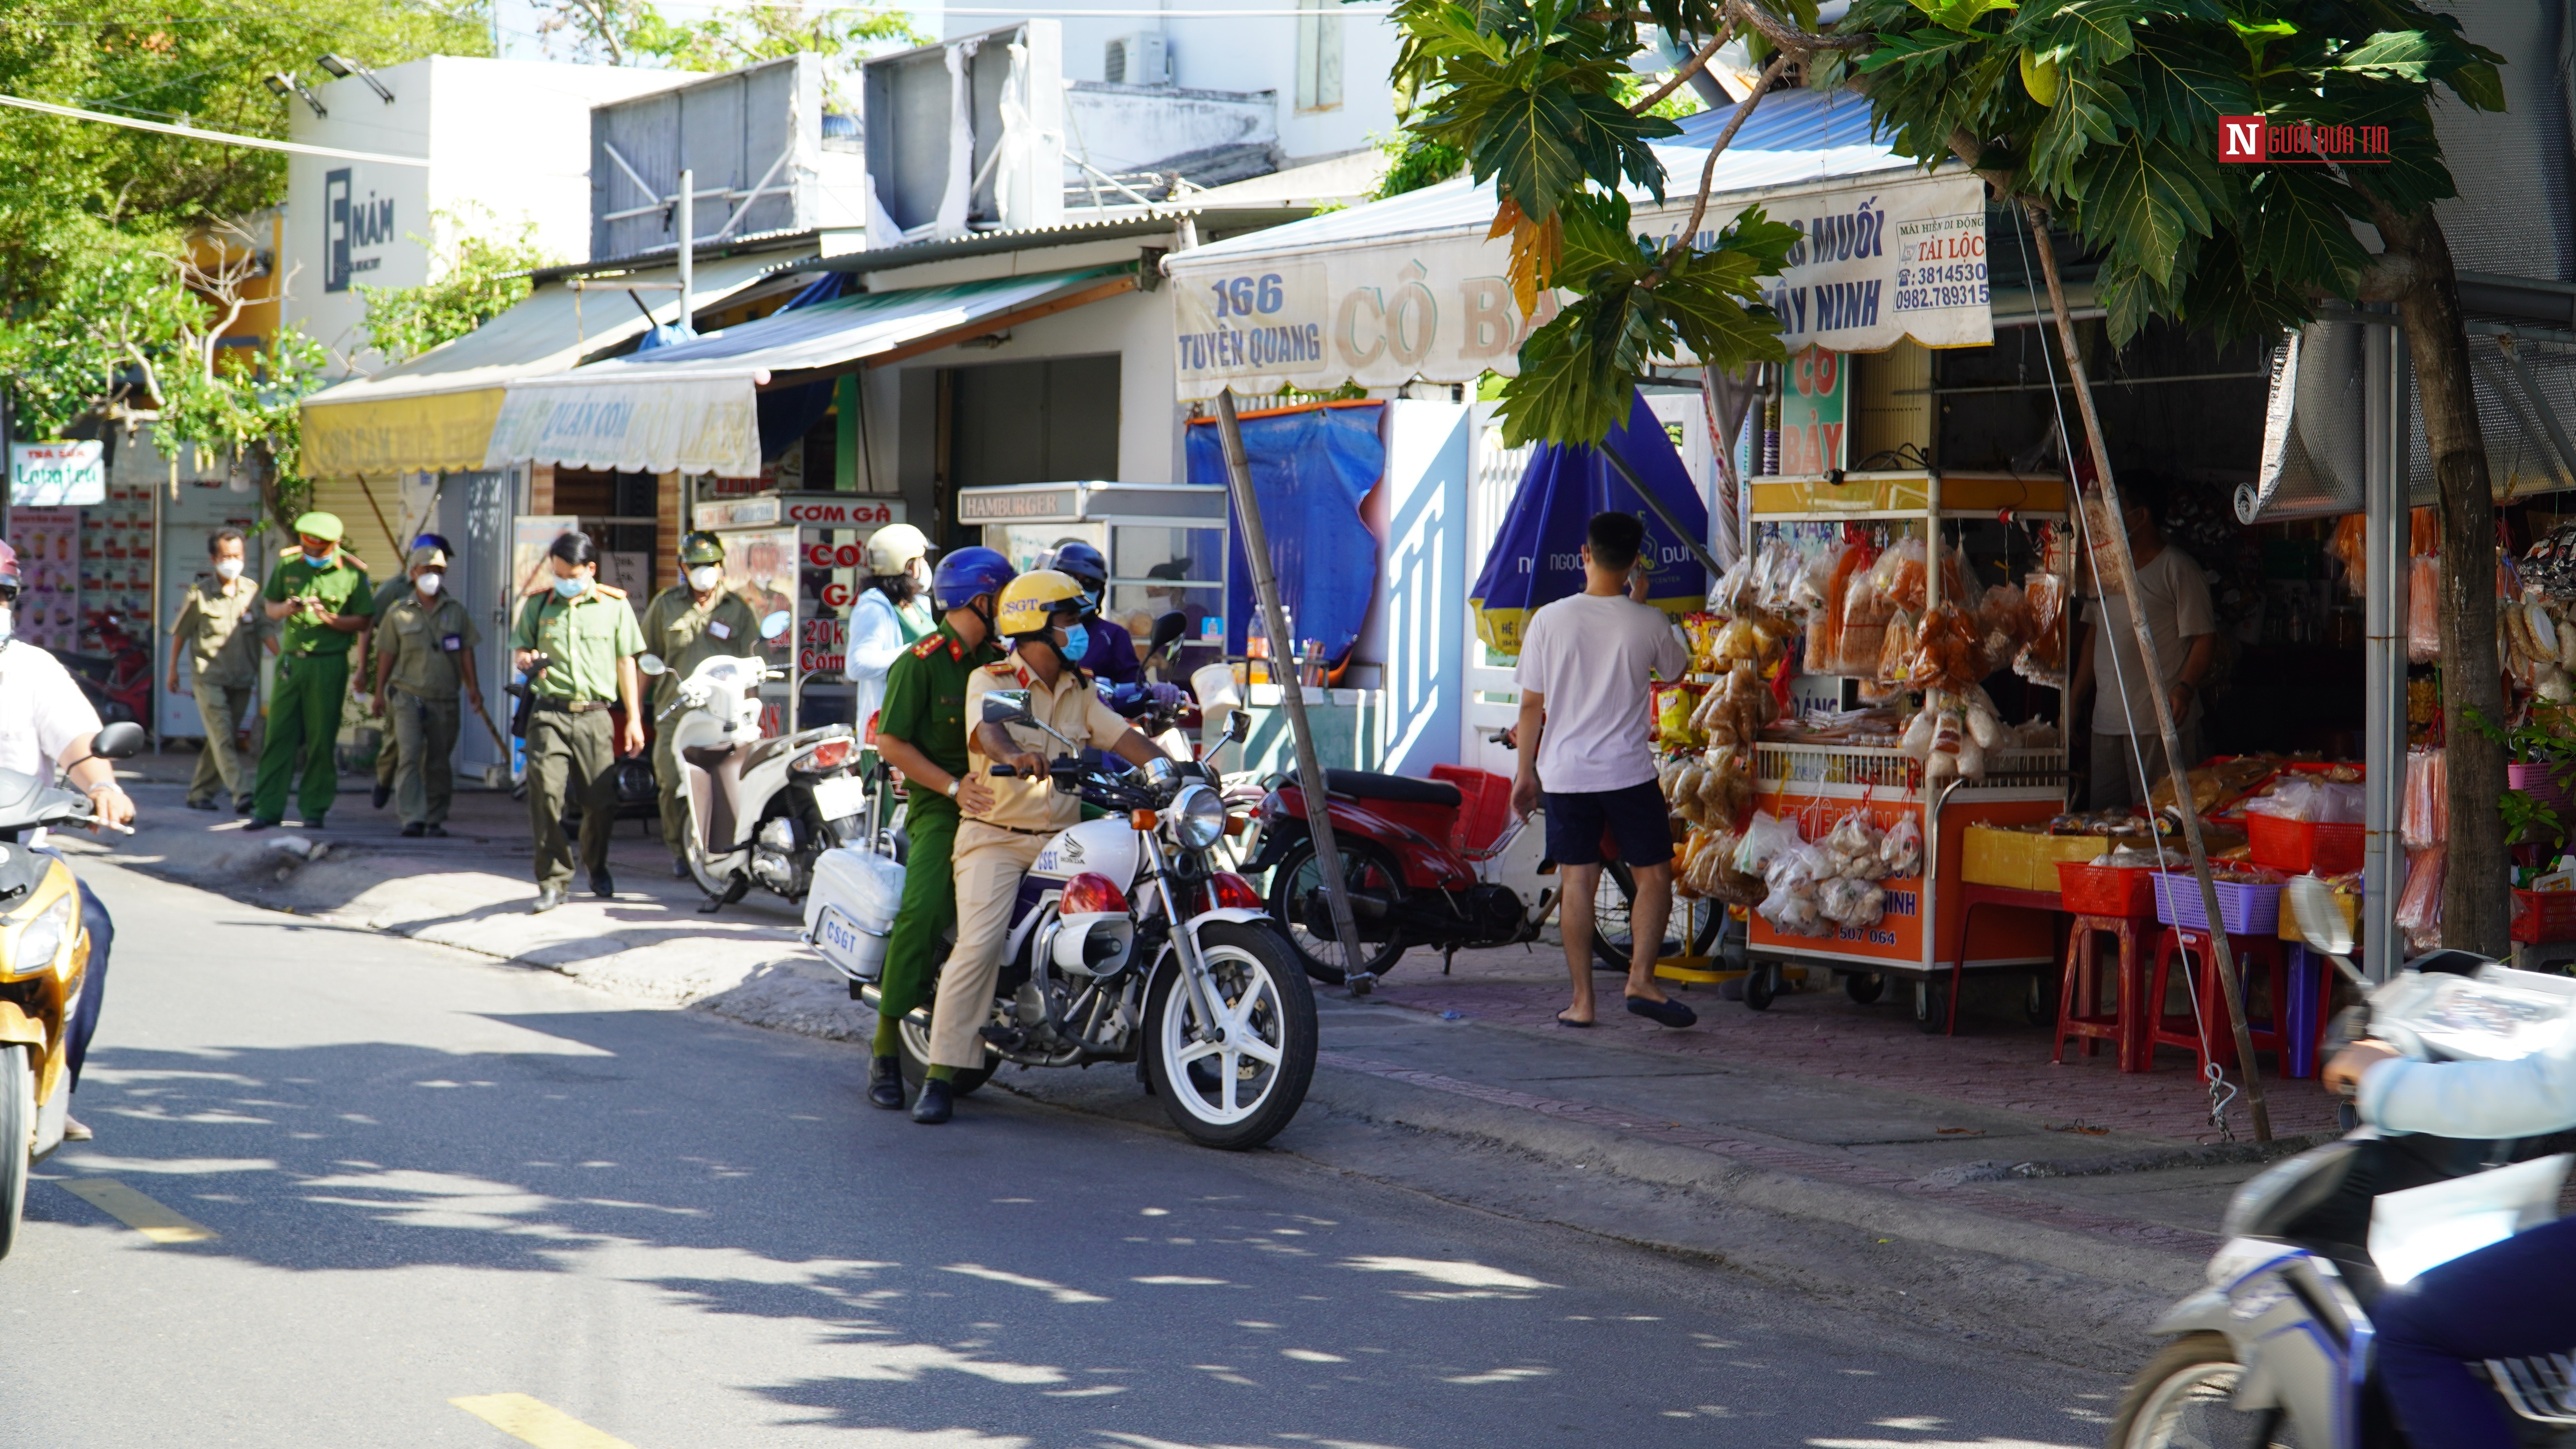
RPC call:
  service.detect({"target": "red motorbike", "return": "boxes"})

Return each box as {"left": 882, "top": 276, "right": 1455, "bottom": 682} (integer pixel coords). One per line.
{"left": 1243, "top": 764, "right": 1653, "bottom": 989}
{"left": 63, "top": 611, "right": 152, "bottom": 727}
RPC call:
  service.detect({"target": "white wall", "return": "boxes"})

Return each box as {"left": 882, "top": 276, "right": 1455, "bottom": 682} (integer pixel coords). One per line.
{"left": 280, "top": 57, "right": 690, "bottom": 379}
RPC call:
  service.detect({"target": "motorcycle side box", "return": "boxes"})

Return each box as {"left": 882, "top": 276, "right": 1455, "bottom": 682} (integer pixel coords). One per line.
{"left": 807, "top": 847, "right": 904, "bottom": 937}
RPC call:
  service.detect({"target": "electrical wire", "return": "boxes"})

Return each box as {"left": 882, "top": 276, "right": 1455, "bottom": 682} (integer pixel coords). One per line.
{"left": 0, "top": 91, "right": 430, "bottom": 164}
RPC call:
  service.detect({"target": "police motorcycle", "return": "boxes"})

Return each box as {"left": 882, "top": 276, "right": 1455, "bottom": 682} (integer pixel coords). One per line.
{"left": 2110, "top": 874, "right": 2576, "bottom": 1448}
{"left": 819, "top": 694, "right": 1315, "bottom": 1150}
{"left": 0, "top": 720, "right": 144, "bottom": 1259}
{"left": 639, "top": 610, "right": 871, "bottom": 913}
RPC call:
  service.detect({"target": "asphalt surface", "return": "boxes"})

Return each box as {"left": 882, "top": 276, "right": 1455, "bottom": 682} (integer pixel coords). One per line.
{"left": 3, "top": 859, "right": 2120, "bottom": 1448}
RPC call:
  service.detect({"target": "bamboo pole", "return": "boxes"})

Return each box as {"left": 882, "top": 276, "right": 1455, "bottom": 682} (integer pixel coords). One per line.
{"left": 2025, "top": 205, "right": 2271, "bottom": 1140}
{"left": 1212, "top": 388, "right": 1378, "bottom": 991}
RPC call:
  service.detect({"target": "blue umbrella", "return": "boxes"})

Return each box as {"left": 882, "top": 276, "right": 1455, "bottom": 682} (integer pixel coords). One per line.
{"left": 1470, "top": 392, "right": 1712, "bottom": 654}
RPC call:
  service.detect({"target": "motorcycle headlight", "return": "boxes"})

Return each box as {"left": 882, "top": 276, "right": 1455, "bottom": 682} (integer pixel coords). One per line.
{"left": 1171, "top": 783, "right": 1227, "bottom": 851}
{"left": 7, "top": 892, "right": 77, "bottom": 980}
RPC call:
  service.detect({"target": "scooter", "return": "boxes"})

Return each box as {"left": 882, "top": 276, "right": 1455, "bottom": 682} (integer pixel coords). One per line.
{"left": 60, "top": 612, "right": 150, "bottom": 726}
{"left": 0, "top": 720, "right": 146, "bottom": 1260}
{"left": 2108, "top": 875, "right": 2576, "bottom": 1447}
{"left": 641, "top": 612, "right": 869, "bottom": 913}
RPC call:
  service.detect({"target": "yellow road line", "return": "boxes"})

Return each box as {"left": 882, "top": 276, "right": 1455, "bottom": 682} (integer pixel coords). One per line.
{"left": 57, "top": 1179, "right": 219, "bottom": 1243}
{"left": 450, "top": 1394, "right": 640, "bottom": 1449}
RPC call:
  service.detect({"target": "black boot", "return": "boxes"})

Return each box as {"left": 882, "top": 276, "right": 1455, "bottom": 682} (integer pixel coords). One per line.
{"left": 910, "top": 1078, "right": 953, "bottom": 1125}
{"left": 867, "top": 1056, "right": 904, "bottom": 1110}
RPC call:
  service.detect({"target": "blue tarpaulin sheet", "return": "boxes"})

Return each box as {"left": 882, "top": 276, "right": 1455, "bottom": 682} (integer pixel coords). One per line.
{"left": 1185, "top": 402, "right": 1384, "bottom": 666}
{"left": 1469, "top": 392, "right": 1710, "bottom": 654}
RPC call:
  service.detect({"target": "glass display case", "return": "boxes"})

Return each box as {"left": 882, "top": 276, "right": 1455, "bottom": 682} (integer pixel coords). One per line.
{"left": 959, "top": 482, "right": 1230, "bottom": 653}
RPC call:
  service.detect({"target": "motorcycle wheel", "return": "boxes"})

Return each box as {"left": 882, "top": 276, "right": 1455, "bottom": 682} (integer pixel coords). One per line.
{"left": 2107, "top": 1333, "right": 2295, "bottom": 1448}
{"left": 1144, "top": 922, "right": 1316, "bottom": 1150}
{"left": 0, "top": 1045, "right": 28, "bottom": 1261}
{"left": 1265, "top": 840, "right": 1406, "bottom": 986}
{"left": 892, "top": 1008, "right": 995, "bottom": 1098}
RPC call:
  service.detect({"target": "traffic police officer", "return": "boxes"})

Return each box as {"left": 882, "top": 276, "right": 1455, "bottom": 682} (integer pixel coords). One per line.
{"left": 640, "top": 531, "right": 759, "bottom": 877}
{"left": 372, "top": 543, "right": 483, "bottom": 837}
{"left": 370, "top": 532, "right": 451, "bottom": 810}
{"left": 914, "top": 569, "right": 1166, "bottom": 1125}
{"left": 247, "top": 511, "right": 374, "bottom": 831}
{"left": 510, "top": 530, "right": 646, "bottom": 913}
{"left": 866, "top": 545, "right": 1015, "bottom": 1112}
{"left": 164, "top": 527, "right": 265, "bottom": 813}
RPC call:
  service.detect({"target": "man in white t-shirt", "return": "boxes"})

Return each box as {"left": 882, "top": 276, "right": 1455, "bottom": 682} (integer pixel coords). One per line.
{"left": 0, "top": 538, "right": 137, "bottom": 1143}
{"left": 2071, "top": 477, "right": 2217, "bottom": 811}
{"left": 1510, "top": 512, "right": 1695, "bottom": 1031}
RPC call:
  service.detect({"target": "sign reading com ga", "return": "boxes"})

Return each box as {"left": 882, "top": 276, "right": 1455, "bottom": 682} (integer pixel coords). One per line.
{"left": 1166, "top": 171, "right": 1993, "bottom": 399}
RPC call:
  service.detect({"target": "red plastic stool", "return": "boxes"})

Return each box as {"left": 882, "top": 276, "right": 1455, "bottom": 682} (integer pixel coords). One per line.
{"left": 2148, "top": 928, "right": 2289, "bottom": 1073}
{"left": 2052, "top": 912, "right": 2158, "bottom": 1071}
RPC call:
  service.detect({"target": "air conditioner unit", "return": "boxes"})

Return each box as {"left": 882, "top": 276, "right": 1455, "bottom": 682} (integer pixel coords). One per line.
{"left": 1104, "top": 32, "right": 1170, "bottom": 86}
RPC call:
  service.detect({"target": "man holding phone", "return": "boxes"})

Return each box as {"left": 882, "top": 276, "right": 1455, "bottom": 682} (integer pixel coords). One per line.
{"left": 246, "top": 511, "right": 375, "bottom": 831}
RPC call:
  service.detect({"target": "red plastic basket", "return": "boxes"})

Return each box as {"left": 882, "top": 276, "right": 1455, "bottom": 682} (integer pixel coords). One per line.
{"left": 2153, "top": 872, "right": 2284, "bottom": 936}
{"left": 1430, "top": 764, "right": 1514, "bottom": 855}
{"left": 2057, "top": 859, "right": 2158, "bottom": 917}
{"left": 2245, "top": 813, "right": 2365, "bottom": 875}
{"left": 2512, "top": 889, "right": 2576, "bottom": 944}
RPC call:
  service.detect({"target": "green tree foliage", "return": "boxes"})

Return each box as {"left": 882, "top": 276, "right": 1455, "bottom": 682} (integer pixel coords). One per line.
{"left": 358, "top": 210, "right": 557, "bottom": 365}
{"left": 536, "top": 0, "right": 920, "bottom": 101}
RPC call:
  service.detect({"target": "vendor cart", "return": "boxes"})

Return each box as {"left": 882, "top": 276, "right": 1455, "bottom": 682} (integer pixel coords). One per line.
{"left": 1741, "top": 470, "right": 2075, "bottom": 1028}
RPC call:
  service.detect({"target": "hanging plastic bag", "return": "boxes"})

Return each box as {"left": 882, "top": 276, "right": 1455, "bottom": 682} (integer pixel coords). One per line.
{"left": 2408, "top": 555, "right": 2442, "bottom": 664}
{"left": 2396, "top": 845, "right": 2445, "bottom": 954}
{"left": 1732, "top": 810, "right": 1803, "bottom": 877}
{"left": 1880, "top": 815, "right": 1924, "bottom": 878}
{"left": 2403, "top": 747, "right": 2447, "bottom": 850}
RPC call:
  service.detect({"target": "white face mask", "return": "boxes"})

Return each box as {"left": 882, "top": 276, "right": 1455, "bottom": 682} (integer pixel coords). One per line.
{"left": 416, "top": 572, "right": 444, "bottom": 597}
{"left": 687, "top": 564, "right": 722, "bottom": 593}
{"left": 214, "top": 557, "right": 243, "bottom": 582}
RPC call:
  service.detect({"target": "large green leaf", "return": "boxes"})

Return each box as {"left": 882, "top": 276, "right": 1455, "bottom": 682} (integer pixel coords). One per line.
{"left": 2131, "top": 33, "right": 2251, "bottom": 140}
{"left": 2239, "top": 166, "right": 2371, "bottom": 300}
{"left": 2073, "top": 134, "right": 2221, "bottom": 285}
{"left": 1905, "top": 0, "right": 2017, "bottom": 35}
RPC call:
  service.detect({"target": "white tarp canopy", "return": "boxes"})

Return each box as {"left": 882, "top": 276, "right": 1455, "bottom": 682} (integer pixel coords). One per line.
{"left": 485, "top": 265, "right": 1134, "bottom": 478}
{"left": 1162, "top": 88, "right": 1991, "bottom": 400}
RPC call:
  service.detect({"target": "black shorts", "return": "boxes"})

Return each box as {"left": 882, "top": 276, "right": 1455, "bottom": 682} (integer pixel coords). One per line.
{"left": 1542, "top": 780, "right": 1673, "bottom": 868}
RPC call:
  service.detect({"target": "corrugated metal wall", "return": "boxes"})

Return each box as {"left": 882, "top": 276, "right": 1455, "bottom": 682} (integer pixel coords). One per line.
{"left": 309, "top": 476, "right": 407, "bottom": 585}
{"left": 2428, "top": 1, "right": 2575, "bottom": 282}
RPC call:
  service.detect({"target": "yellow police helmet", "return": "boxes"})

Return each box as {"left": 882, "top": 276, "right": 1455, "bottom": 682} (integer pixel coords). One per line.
{"left": 865, "top": 523, "right": 931, "bottom": 576}
{"left": 995, "top": 570, "right": 1089, "bottom": 638}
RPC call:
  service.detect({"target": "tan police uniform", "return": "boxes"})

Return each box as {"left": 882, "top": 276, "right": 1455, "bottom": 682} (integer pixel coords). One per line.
{"left": 927, "top": 656, "right": 1137, "bottom": 1069}
{"left": 509, "top": 582, "right": 645, "bottom": 891}
{"left": 377, "top": 588, "right": 482, "bottom": 827}
{"left": 168, "top": 574, "right": 265, "bottom": 807}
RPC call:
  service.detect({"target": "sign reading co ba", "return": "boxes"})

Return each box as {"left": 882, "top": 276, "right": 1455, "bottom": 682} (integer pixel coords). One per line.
{"left": 2218, "top": 116, "right": 2391, "bottom": 164}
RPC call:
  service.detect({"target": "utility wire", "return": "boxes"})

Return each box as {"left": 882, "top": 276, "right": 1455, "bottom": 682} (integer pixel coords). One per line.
{"left": 0, "top": 91, "right": 430, "bottom": 164}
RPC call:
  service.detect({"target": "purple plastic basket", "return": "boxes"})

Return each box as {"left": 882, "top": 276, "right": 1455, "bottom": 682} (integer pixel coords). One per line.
{"left": 2153, "top": 872, "right": 2283, "bottom": 936}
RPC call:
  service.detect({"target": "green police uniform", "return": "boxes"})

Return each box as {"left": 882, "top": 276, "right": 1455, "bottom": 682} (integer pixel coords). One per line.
{"left": 639, "top": 582, "right": 760, "bottom": 861}
{"left": 378, "top": 591, "right": 482, "bottom": 827}
{"left": 368, "top": 573, "right": 415, "bottom": 794}
{"left": 872, "top": 619, "right": 1004, "bottom": 1028}
{"left": 251, "top": 549, "right": 375, "bottom": 824}
{"left": 510, "top": 583, "right": 645, "bottom": 891}
{"left": 170, "top": 576, "right": 266, "bottom": 808}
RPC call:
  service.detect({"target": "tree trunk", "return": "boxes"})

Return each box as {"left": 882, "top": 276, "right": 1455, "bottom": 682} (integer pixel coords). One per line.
{"left": 2380, "top": 207, "right": 2509, "bottom": 955}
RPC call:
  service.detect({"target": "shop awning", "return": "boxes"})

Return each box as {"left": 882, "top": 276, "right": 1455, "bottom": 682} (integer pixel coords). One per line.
{"left": 299, "top": 249, "right": 805, "bottom": 477}
{"left": 1161, "top": 89, "right": 1991, "bottom": 400}
{"left": 483, "top": 264, "right": 1139, "bottom": 479}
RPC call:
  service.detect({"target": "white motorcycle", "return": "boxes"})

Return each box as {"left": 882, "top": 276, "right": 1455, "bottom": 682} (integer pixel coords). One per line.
{"left": 641, "top": 613, "right": 869, "bottom": 913}
{"left": 805, "top": 698, "right": 1316, "bottom": 1149}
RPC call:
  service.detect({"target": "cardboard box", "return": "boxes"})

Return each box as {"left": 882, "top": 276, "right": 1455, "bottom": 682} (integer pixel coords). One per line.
{"left": 1962, "top": 824, "right": 2110, "bottom": 891}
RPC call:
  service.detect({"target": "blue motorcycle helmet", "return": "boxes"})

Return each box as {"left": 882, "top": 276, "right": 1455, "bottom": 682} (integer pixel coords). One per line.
{"left": 1047, "top": 541, "right": 1108, "bottom": 616}
{"left": 933, "top": 546, "right": 1017, "bottom": 614}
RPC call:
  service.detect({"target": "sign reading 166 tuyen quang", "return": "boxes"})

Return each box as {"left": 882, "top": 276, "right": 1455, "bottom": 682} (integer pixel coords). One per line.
{"left": 1166, "top": 170, "right": 1991, "bottom": 400}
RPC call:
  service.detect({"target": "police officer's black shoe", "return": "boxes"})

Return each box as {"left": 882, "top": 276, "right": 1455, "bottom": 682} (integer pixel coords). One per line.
{"left": 243, "top": 818, "right": 276, "bottom": 833}
{"left": 671, "top": 856, "right": 689, "bottom": 879}
{"left": 234, "top": 797, "right": 252, "bottom": 815}
{"left": 300, "top": 816, "right": 325, "bottom": 830}
{"left": 401, "top": 822, "right": 426, "bottom": 837}
{"left": 371, "top": 783, "right": 390, "bottom": 809}
{"left": 590, "top": 869, "right": 614, "bottom": 900}
{"left": 425, "top": 824, "right": 447, "bottom": 837}
{"left": 532, "top": 886, "right": 566, "bottom": 914}
{"left": 185, "top": 797, "right": 217, "bottom": 811}
{"left": 911, "top": 1078, "right": 954, "bottom": 1125}
{"left": 867, "top": 1057, "right": 904, "bottom": 1110}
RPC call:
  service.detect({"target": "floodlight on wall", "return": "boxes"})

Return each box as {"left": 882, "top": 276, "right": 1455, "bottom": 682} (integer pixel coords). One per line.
{"left": 264, "top": 71, "right": 327, "bottom": 119}
{"left": 316, "top": 54, "right": 394, "bottom": 104}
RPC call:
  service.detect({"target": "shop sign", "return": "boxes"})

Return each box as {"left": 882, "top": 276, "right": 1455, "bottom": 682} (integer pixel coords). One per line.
{"left": 695, "top": 496, "right": 784, "bottom": 529}
{"left": 779, "top": 495, "right": 905, "bottom": 527}
{"left": 1777, "top": 346, "right": 1848, "bottom": 475}
{"left": 10, "top": 442, "right": 105, "bottom": 506}
{"left": 958, "top": 487, "right": 1080, "bottom": 523}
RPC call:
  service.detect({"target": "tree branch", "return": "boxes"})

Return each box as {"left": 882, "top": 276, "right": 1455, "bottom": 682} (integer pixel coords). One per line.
{"left": 1725, "top": 0, "right": 1874, "bottom": 53}
{"left": 1658, "top": 49, "right": 1794, "bottom": 271}
{"left": 1630, "top": 25, "right": 1732, "bottom": 114}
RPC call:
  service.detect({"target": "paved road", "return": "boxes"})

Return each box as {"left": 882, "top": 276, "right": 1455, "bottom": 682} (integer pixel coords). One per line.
{"left": 3, "top": 861, "right": 2120, "bottom": 1448}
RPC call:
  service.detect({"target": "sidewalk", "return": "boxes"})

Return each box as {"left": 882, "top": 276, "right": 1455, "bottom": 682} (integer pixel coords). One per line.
{"left": 73, "top": 746, "right": 2347, "bottom": 1367}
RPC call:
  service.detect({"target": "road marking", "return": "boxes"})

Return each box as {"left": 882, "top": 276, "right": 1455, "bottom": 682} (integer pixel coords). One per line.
{"left": 450, "top": 1394, "right": 639, "bottom": 1449}
{"left": 57, "top": 1179, "right": 218, "bottom": 1243}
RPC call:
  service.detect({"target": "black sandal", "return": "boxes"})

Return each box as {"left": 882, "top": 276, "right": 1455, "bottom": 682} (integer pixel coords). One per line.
{"left": 1555, "top": 1011, "right": 1595, "bottom": 1028}
{"left": 1624, "top": 994, "right": 1697, "bottom": 1029}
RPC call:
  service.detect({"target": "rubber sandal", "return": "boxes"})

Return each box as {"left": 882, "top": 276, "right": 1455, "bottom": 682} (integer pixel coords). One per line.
{"left": 1624, "top": 994, "right": 1698, "bottom": 1029}
{"left": 1555, "top": 1011, "right": 1594, "bottom": 1028}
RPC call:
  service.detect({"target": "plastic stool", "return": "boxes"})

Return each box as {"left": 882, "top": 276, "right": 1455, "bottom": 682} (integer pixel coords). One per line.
{"left": 2148, "top": 928, "right": 2288, "bottom": 1074}
{"left": 2052, "top": 912, "right": 2158, "bottom": 1071}
{"left": 2279, "top": 945, "right": 2346, "bottom": 1079}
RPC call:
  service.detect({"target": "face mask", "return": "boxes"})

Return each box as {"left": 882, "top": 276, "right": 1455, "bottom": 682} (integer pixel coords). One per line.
{"left": 687, "top": 564, "right": 722, "bottom": 593}
{"left": 417, "top": 573, "right": 444, "bottom": 597}
{"left": 0, "top": 605, "right": 13, "bottom": 643}
{"left": 214, "top": 558, "right": 243, "bottom": 582}
{"left": 552, "top": 573, "right": 589, "bottom": 600}
{"left": 1060, "top": 623, "right": 1090, "bottom": 663}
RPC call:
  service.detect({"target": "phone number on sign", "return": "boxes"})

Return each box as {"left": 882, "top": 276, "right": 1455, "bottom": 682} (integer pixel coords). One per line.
{"left": 1895, "top": 282, "right": 1990, "bottom": 311}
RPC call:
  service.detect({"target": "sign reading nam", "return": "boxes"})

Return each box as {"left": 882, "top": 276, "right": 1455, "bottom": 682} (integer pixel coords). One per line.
{"left": 323, "top": 167, "right": 398, "bottom": 293}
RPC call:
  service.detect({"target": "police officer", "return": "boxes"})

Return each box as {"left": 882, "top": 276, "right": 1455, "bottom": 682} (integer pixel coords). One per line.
{"left": 246, "top": 511, "right": 374, "bottom": 832}
{"left": 510, "top": 531, "right": 646, "bottom": 913}
{"left": 866, "top": 545, "right": 1015, "bottom": 1112}
{"left": 372, "top": 543, "right": 483, "bottom": 838}
{"left": 164, "top": 527, "right": 265, "bottom": 813}
{"left": 640, "top": 531, "right": 758, "bottom": 877}
{"left": 914, "top": 569, "right": 1166, "bottom": 1125}
{"left": 370, "top": 533, "right": 451, "bottom": 810}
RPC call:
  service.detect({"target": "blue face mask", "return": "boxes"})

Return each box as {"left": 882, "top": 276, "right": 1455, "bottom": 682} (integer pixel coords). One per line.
{"left": 1060, "top": 623, "right": 1089, "bottom": 663}
{"left": 552, "top": 573, "right": 589, "bottom": 600}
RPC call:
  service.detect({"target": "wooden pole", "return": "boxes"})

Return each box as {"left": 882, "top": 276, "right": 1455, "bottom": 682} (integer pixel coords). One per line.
{"left": 2026, "top": 205, "right": 2271, "bottom": 1140}
{"left": 1212, "top": 388, "right": 1379, "bottom": 991}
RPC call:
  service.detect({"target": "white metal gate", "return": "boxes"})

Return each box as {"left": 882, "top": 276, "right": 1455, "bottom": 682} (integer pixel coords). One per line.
{"left": 1460, "top": 403, "right": 1534, "bottom": 774}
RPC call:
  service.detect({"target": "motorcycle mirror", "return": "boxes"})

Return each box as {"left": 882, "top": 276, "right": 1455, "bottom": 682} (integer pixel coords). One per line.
{"left": 981, "top": 689, "right": 1037, "bottom": 728}
{"left": 1148, "top": 610, "right": 1188, "bottom": 656}
{"left": 88, "top": 721, "right": 147, "bottom": 761}
{"left": 760, "top": 610, "right": 793, "bottom": 641}
{"left": 637, "top": 653, "right": 667, "bottom": 677}
{"left": 2290, "top": 874, "right": 2356, "bottom": 960}
{"left": 1221, "top": 709, "right": 1248, "bottom": 746}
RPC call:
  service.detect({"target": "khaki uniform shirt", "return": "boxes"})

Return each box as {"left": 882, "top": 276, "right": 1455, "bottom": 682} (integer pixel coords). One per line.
{"left": 963, "top": 657, "right": 1133, "bottom": 833}
{"left": 639, "top": 584, "right": 760, "bottom": 714}
{"left": 378, "top": 593, "right": 482, "bottom": 699}
{"left": 169, "top": 577, "right": 264, "bottom": 688}
{"left": 509, "top": 586, "right": 644, "bottom": 702}
{"left": 261, "top": 552, "right": 375, "bottom": 656}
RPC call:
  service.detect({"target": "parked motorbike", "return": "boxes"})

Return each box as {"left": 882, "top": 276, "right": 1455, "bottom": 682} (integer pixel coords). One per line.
{"left": 61, "top": 611, "right": 150, "bottom": 726}
{"left": 0, "top": 720, "right": 146, "bottom": 1259}
{"left": 2108, "top": 875, "right": 2576, "bottom": 1448}
{"left": 814, "top": 697, "right": 1315, "bottom": 1149}
{"left": 641, "top": 612, "right": 869, "bottom": 913}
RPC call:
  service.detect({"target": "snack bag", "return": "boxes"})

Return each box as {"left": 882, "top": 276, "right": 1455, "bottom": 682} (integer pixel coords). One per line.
{"left": 1653, "top": 681, "right": 1701, "bottom": 749}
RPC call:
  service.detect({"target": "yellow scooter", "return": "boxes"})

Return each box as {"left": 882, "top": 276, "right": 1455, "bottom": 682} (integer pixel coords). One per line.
{"left": 0, "top": 720, "right": 143, "bottom": 1258}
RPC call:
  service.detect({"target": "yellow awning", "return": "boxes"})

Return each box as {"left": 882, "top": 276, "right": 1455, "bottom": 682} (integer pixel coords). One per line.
{"left": 302, "top": 387, "right": 504, "bottom": 477}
